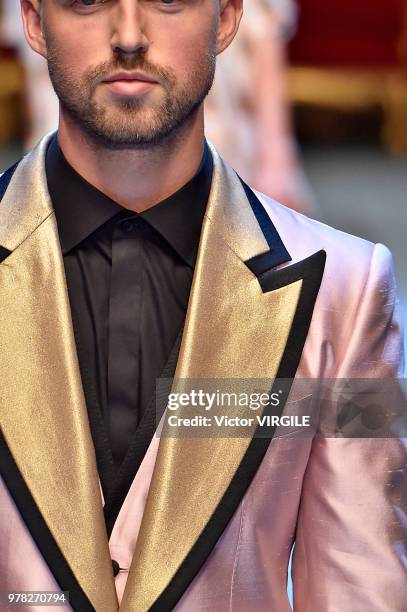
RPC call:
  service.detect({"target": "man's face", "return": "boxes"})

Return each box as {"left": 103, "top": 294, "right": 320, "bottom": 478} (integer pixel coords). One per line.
{"left": 39, "top": 0, "right": 221, "bottom": 149}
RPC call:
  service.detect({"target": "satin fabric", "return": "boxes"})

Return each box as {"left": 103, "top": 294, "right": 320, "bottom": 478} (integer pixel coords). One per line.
{"left": 0, "top": 134, "right": 405, "bottom": 611}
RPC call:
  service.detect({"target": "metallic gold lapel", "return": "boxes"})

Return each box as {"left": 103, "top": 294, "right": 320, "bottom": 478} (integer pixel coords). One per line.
{"left": 120, "top": 148, "right": 324, "bottom": 611}
{"left": 0, "top": 135, "right": 118, "bottom": 612}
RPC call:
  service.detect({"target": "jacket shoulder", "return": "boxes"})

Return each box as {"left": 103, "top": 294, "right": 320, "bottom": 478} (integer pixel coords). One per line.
{"left": 253, "top": 190, "right": 397, "bottom": 314}
{"left": 254, "top": 190, "right": 390, "bottom": 272}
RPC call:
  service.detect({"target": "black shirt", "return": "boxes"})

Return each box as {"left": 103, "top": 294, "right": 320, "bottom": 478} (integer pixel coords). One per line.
{"left": 45, "top": 134, "right": 213, "bottom": 532}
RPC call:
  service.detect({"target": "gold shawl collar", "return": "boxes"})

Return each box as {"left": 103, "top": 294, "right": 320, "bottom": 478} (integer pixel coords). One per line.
{"left": 120, "top": 146, "right": 324, "bottom": 611}
{"left": 0, "top": 134, "right": 118, "bottom": 612}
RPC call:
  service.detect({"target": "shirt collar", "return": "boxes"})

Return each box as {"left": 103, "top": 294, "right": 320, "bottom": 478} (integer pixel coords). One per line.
{"left": 45, "top": 133, "right": 213, "bottom": 267}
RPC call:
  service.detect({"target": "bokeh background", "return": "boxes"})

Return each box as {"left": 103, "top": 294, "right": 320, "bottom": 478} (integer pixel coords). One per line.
{"left": 289, "top": 0, "right": 407, "bottom": 362}
{"left": 0, "top": 0, "right": 406, "bottom": 358}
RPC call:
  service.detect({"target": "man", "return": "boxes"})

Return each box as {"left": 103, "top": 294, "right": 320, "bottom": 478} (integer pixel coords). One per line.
{"left": 0, "top": 1, "right": 405, "bottom": 611}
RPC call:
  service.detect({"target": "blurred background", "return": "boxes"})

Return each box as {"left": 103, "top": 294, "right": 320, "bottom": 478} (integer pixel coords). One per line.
{"left": 0, "top": 0, "right": 406, "bottom": 357}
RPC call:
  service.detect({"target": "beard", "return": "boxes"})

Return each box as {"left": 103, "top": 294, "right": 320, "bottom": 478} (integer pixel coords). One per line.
{"left": 44, "top": 31, "right": 216, "bottom": 150}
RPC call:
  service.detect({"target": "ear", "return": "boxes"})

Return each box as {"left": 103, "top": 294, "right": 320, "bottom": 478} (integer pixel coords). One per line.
{"left": 20, "top": 0, "right": 47, "bottom": 59}
{"left": 216, "top": 0, "right": 244, "bottom": 55}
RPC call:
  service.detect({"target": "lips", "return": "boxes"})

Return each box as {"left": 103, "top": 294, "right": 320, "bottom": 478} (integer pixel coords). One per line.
{"left": 101, "top": 72, "right": 158, "bottom": 96}
{"left": 103, "top": 72, "right": 158, "bottom": 84}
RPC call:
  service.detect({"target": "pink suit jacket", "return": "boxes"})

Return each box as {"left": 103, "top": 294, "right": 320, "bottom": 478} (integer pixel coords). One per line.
{"left": 0, "top": 133, "right": 406, "bottom": 611}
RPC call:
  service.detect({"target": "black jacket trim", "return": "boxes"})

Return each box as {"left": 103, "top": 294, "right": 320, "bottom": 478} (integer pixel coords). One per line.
{"left": 0, "top": 431, "right": 95, "bottom": 611}
{"left": 240, "top": 179, "right": 292, "bottom": 273}
{"left": 148, "top": 253, "right": 326, "bottom": 608}
{"left": 0, "top": 161, "right": 20, "bottom": 263}
{"left": 0, "top": 161, "right": 19, "bottom": 201}
{"left": 0, "top": 246, "right": 11, "bottom": 263}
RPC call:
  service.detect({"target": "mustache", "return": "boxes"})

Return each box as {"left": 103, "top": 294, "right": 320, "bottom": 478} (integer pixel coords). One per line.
{"left": 85, "top": 53, "right": 176, "bottom": 88}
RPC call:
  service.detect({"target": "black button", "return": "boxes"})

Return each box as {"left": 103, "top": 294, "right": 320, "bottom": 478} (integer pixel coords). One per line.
{"left": 121, "top": 220, "right": 134, "bottom": 233}
{"left": 112, "top": 559, "right": 120, "bottom": 577}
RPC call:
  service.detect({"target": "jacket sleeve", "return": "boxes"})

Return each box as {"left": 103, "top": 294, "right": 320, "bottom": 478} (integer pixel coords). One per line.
{"left": 292, "top": 243, "right": 407, "bottom": 611}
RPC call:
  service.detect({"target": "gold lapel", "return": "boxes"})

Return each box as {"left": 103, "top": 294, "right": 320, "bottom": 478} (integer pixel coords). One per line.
{"left": 0, "top": 135, "right": 118, "bottom": 612}
{"left": 120, "top": 147, "right": 325, "bottom": 611}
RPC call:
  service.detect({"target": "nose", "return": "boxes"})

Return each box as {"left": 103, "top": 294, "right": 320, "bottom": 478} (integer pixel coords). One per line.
{"left": 111, "top": 1, "right": 149, "bottom": 56}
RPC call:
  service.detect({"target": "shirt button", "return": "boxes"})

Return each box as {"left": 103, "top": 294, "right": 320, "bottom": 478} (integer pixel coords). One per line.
{"left": 112, "top": 559, "right": 121, "bottom": 576}
{"left": 121, "top": 219, "right": 135, "bottom": 233}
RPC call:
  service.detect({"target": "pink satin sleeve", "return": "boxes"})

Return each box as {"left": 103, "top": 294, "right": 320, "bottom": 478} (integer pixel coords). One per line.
{"left": 292, "top": 243, "right": 407, "bottom": 611}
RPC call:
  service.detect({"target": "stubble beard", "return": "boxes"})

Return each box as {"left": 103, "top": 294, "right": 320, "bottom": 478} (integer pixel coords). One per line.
{"left": 44, "top": 31, "right": 217, "bottom": 151}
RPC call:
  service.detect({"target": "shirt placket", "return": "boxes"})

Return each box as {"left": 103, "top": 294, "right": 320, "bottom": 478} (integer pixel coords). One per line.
{"left": 107, "top": 215, "right": 143, "bottom": 468}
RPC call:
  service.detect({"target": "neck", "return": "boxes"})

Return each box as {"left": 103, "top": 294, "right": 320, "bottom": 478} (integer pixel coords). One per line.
{"left": 57, "top": 108, "right": 206, "bottom": 212}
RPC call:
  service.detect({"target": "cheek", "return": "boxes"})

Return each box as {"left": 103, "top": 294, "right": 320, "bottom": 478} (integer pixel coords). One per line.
{"left": 45, "top": 19, "right": 111, "bottom": 74}
{"left": 146, "top": 7, "right": 216, "bottom": 67}
{"left": 154, "top": 25, "right": 215, "bottom": 77}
